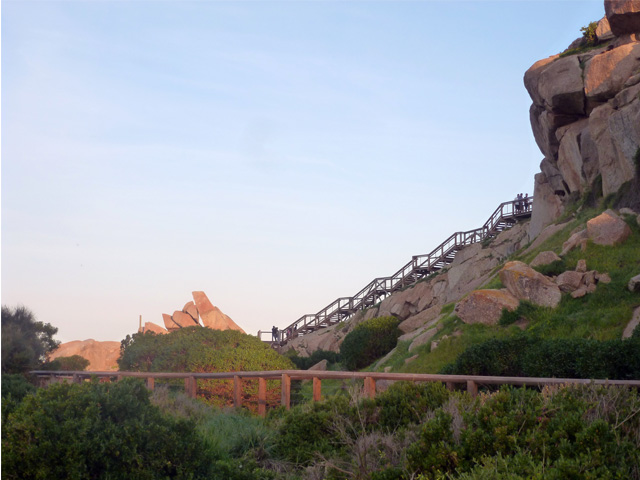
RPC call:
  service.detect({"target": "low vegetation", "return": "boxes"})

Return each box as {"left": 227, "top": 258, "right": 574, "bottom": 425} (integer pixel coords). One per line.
{"left": 340, "top": 316, "right": 401, "bottom": 370}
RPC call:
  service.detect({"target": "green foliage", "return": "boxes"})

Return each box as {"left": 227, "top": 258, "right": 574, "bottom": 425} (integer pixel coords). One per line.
{"left": 340, "top": 316, "right": 401, "bottom": 370}
{"left": 286, "top": 349, "right": 341, "bottom": 370}
{"left": 272, "top": 395, "right": 350, "bottom": 465}
{"left": 531, "top": 258, "right": 566, "bottom": 277}
{"left": 442, "top": 335, "right": 640, "bottom": 380}
{"left": 1, "top": 373, "right": 36, "bottom": 424}
{"left": 498, "top": 301, "right": 538, "bottom": 327}
{"left": 1, "top": 305, "right": 59, "bottom": 374}
{"left": 581, "top": 21, "right": 598, "bottom": 45}
{"left": 41, "top": 355, "right": 90, "bottom": 371}
{"left": 118, "top": 327, "right": 294, "bottom": 409}
{"left": 1, "top": 378, "right": 213, "bottom": 480}
{"left": 375, "top": 381, "right": 450, "bottom": 430}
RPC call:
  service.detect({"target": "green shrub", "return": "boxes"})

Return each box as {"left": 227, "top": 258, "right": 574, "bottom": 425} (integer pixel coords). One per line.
{"left": 580, "top": 21, "right": 598, "bottom": 46}
{"left": 41, "top": 355, "right": 90, "bottom": 371}
{"left": 1, "top": 378, "right": 212, "bottom": 480}
{"left": 118, "top": 328, "right": 294, "bottom": 411}
{"left": 498, "top": 301, "right": 538, "bottom": 327}
{"left": 443, "top": 336, "right": 640, "bottom": 380}
{"left": 340, "top": 316, "right": 401, "bottom": 370}
{"left": 374, "top": 381, "right": 450, "bottom": 430}
{"left": 287, "top": 349, "right": 341, "bottom": 370}
{"left": 531, "top": 259, "right": 566, "bottom": 277}
{"left": 1, "top": 373, "right": 36, "bottom": 425}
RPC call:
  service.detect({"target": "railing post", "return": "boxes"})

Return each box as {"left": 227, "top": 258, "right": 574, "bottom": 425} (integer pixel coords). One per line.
{"left": 467, "top": 380, "right": 478, "bottom": 397}
{"left": 258, "top": 377, "right": 267, "bottom": 417}
{"left": 233, "top": 375, "right": 243, "bottom": 408}
{"left": 313, "top": 377, "right": 322, "bottom": 402}
{"left": 146, "top": 377, "right": 155, "bottom": 391}
{"left": 364, "top": 376, "right": 376, "bottom": 399}
{"left": 281, "top": 373, "right": 291, "bottom": 409}
{"left": 185, "top": 376, "right": 197, "bottom": 398}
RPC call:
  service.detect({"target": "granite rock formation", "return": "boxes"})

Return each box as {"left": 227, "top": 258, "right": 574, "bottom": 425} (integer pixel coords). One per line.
{"left": 147, "top": 291, "right": 245, "bottom": 334}
{"left": 525, "top": 1, "right": 640, "bottom": 238}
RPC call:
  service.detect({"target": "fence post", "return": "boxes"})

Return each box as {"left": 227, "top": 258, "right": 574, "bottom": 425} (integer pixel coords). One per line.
{"left": 146, "top": 377, "right": 155, "bottom": 391}
{"left": 233, "top": 376, "right": 243, "bottom": 408}
{"left": 364, "top": 376, "right": 376, "bottom": 399}
{"left": 258, "top": 378, "right": 267, "bottom": 417}
{"left": 185, "top": 376, "right": 197, "bottom": 398}
{"left": 313, "top": 377, "right": 322, "bottom": 402}
{"left": 467, "top": 380, "right": 478, "bottom": 397}
{"left": 281, "top": 373, "right": 291, "bottom": 409}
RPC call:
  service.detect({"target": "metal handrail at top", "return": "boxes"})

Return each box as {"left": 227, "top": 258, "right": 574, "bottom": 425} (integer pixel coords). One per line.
{"left": 270, "top": 198, "right": 533, "bottom": 344}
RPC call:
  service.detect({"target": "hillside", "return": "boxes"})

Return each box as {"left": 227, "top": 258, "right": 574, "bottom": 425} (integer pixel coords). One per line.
{"left": 284, "top": 2, "right": 640, "bottom": 376}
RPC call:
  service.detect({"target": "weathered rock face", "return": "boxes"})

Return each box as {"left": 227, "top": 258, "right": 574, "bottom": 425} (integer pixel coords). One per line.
{"left": 153, "top": 291, "right": 245, "bottom": 334}
{"left": 192, "top": 291, "right": 245, "bottom": 333}
{"left": 530, "top": 250, "right": 561, "bottom": 267}
{"left": 525, "top": 3, "right": 640, "bottom": 239}
{"left": 455, "top": 289, "right": 519, "bottom": 326}
{"left": 499, "top": 261, "right": 562, "bottom": 308}
{"left": 49, "top": 339, "right": 121, "bottom": 371}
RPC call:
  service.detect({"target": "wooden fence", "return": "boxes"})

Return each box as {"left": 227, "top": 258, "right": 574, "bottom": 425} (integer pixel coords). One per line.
{"left": 31, "top": 370, "right": 640, "bottom": 417}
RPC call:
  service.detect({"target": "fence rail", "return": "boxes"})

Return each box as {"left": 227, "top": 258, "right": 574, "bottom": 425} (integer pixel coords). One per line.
{"left": 32, "top": 369, "right": 639, "bottom": 417}
{"left": 264, "top": 197, "right": 533, "bottom": 345}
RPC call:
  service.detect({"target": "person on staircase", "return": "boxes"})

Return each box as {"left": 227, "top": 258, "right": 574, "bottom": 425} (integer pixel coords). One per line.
{"left": 272, "top": 326, "right": 279, "bottom": 342}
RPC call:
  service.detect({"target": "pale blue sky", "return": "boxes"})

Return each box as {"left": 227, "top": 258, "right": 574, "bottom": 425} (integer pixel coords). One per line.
{"left": 2, "top": 0, "right": 604, "bottom": 343}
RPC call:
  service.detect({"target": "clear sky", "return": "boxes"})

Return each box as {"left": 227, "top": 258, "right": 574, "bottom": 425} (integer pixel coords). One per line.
{"left": 2, "top": 0, "right": 604, "bottom": 343}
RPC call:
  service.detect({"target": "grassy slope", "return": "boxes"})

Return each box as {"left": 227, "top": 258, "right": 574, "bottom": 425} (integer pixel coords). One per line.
{"left": 374, "top": 207, "right": 640, "bottom": 374}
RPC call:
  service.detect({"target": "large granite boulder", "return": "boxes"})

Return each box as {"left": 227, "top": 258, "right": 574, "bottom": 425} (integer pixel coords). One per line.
{"left": 605, "top": 0, "right": 640, "bottom": 35}
{"left": 587, "top": 209, "right": 632, "bottom": 245}
{"left": 172, "top": 310, "right": 199, "bottom": 328}
{"left": 499, "top": 261, "right": 562, "bottom": 308}
{"left": 455, "top": 289, "right": 519, "bottom": 326}
{"left": 555, "top": 270, "right": 585, "bottom": 293}
{"left": 49, "top": 339, "right": 121, "bottom": 371}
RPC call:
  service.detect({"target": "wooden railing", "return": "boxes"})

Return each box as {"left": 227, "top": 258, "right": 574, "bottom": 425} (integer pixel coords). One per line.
{"left": 32, "top": 369, "right": 638, "bottom": 417}
{"left": 270, "top": 198, "right": 533, "bottom": 344}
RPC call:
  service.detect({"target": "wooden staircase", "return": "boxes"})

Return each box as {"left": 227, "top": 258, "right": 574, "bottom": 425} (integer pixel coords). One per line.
{"left": 270, "top": 198, "right": 533, "bottom": 345}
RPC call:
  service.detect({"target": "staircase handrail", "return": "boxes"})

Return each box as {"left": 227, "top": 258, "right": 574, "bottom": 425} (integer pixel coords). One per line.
{"left": 279, "top": 198, "right": 532, "bottom": 342}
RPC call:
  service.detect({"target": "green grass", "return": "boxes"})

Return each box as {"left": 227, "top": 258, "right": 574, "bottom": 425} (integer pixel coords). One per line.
{"left": 360, "top": 209, "right": 640, "bottom": 375}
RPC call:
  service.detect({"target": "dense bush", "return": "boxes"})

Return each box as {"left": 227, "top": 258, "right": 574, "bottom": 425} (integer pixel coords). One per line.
{"left": 1, "top": 373, "right": 36, "bottom": 424}
{"left": 441, "top": 335, "right": 640, "bottom": 380}
{"left": 2, "top": 305, "right": 59, "bottom": 374}
{"left": 118, "top": 328, "right": 294, "bottom": 410}
{"left": 2, "top": 378, "right": 213, "bottom": 480}
{"left": 340, "top": 316, "right": 401, "bottom": 370}
{"left": 41, "top": 354, "right": 90, "bottom": 371}
{"left": 286, "top": 349, "right": 342, "bottom": 370}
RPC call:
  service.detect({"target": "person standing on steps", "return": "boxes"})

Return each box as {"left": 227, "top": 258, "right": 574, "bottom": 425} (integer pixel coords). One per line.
{"left": 515, "top": 193, "right": 522, "bottom": 213}
{"left": 272, "top": 326, "right": 279, "bottom": 342}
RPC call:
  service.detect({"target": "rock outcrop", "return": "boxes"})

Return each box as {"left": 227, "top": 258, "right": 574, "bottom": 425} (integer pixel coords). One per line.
{"left": 49, "top": 339, "right": 121, "bottom": 371}
{"left": 586, "top": 209, "right": 632, "bottom": 245}
{"left": 525, "top": 2, "right": 640, "bottom": 238}
{"left": 146, "top": 291, "right": 245, "bottom": 334}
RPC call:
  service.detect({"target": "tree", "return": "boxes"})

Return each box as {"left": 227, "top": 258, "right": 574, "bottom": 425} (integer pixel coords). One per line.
{"left": 1, "top": 305, "right": 60, "bottom": 374}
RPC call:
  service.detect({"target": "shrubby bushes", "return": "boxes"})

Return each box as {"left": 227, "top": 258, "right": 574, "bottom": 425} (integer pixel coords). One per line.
{"left": 340, "top": 316, "right": 401, "bottom": 370}
{"left": 441, "top": 335, "right": 640, "bottom": 379}
{"left": 2, "top": 379, "right": 212, "bottom": 480}
{"left": 118, "top": 327, "right": 294, "bottom": 410}
{"left": 41, "top": 354, "right": 90, "bottom": 371}
{"left": 286, "top": 349, "right": 342, "bottom": 370}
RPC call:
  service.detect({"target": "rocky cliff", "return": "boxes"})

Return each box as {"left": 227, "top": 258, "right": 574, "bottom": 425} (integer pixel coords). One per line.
{"left": 525, "top": 0, "right": 640, "bottom": 238}
{"left": 49, "top": 339, "right": 121, "bottom": 371}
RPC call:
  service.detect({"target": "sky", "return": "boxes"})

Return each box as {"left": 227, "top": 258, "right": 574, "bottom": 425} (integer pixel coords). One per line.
{"left": 2, "top": 0, "right": 605, "bottom": 344}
